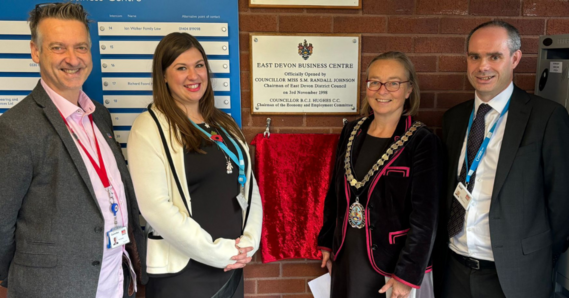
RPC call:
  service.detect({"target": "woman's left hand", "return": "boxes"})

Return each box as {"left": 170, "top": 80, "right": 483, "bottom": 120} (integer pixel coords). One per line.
{"left": 379, "top": 278, "right": 412, "bottom": 298}
{"left": 224, "top": 238, "right": 253, "bottom": 272}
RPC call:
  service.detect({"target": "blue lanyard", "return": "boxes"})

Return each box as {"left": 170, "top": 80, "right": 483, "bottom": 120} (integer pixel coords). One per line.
{"left": 189, "top": 120, "right": 247, "bottom": 187}
{"left": 464, "top": 99, "right": 510, "bottom": 186}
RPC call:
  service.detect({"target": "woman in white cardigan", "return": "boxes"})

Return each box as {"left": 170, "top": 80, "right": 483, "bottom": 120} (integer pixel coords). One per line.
{"left": 128, "top": 32, "right": 262, "bottom": 298}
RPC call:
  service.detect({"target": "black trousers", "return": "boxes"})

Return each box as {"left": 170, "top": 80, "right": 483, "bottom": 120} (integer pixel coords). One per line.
{"left": 441, "top": 251, "right": 506, "bottom": 298}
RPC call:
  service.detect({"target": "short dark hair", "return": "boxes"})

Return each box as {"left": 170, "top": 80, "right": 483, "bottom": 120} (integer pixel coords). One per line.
{"left": 28, "top": 2, "right": 91, "bottom": 44}
{"left": 466, "top": 20, "right": 521, "bottom": 55}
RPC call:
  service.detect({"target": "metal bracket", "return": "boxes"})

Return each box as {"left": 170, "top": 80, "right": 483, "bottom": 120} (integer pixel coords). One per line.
{"left": 263, "top": 118, "right": 271, "bottom": 138}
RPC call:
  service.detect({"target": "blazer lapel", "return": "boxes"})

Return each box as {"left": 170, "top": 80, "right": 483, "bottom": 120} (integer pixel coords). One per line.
{"left": 31, "top": 83, "right": 102, "bottom": 213}
{"left": 491, "top": 87, "right": 531, "bottom": 203}
{"left": 445, "top": 101, "right": 473, "bottom": 212}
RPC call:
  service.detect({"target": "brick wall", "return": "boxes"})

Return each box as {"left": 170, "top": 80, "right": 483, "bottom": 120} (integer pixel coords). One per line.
{"left": 238, "top": 0, "right": 569, "bottom": 297}
{"left": 1, "top": 1, "right": 568, "bottom": 298}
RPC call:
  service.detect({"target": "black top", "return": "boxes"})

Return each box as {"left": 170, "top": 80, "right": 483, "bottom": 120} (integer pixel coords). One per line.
{"left": 331, "top": 133, "right": 391, "bottom": 298}
{"left": 184, "top": 123, "right": 245, "bottom": 241}
{"left": 145, "top": 123, "right": 246, "bottom": 298}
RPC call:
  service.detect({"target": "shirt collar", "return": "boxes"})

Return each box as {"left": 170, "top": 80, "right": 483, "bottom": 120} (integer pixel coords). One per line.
{"left": 474, "top": 81, "right": 513, "bottom": 115}
{"left": 41, "top": 79, "right": 96, "bottom": 119}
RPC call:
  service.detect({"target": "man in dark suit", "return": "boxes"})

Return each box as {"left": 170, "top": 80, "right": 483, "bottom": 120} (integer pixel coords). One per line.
{"left": 433, "top": 20, "right": 569, "bottom": 298}
{"left": 0, "top": 3, "right": 146, "bottom": 298}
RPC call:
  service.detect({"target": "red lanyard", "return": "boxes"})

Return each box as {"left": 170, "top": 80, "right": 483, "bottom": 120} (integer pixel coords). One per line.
{"left": 58, "top": 111, "right": 111, "bottom": 189}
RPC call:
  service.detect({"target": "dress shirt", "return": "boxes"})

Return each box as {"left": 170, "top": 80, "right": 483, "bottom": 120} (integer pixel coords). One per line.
{"left": 42, "top": 80, "right": 132, "bottom": 298}
{"left": 449, "top": 82, "right": 514, "bottom": 261}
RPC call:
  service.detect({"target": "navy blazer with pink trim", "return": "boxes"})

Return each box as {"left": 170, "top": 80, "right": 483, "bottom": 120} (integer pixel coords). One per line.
{"left": 318, "top": 115, "right": 443, "bottom": 288}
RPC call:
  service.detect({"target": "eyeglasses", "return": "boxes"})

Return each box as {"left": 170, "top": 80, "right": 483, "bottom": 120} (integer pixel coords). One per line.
{"left": 366, "top": 80, "right": 411, "bottom": 92}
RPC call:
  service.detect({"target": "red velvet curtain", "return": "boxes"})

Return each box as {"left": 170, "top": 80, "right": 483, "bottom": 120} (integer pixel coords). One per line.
{"left": 251, "top": 133, "right": 340, "bottom": 263}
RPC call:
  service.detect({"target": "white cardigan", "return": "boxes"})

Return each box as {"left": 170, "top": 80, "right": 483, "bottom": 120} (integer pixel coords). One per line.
{"left": 127, "top": 105, "right": 263, "bottom": 275}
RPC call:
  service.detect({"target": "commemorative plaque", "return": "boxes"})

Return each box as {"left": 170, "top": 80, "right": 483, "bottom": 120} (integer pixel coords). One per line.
{"left": 250, "top": 33, "right": 361, "bottom": 115}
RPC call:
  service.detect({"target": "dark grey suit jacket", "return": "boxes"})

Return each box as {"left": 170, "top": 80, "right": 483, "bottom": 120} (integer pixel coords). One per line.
{"left": 433, "top": 85, "right": 569, "bottom": 298}
{"left": 0, "top": 82, "right": 147, "bottom": 298}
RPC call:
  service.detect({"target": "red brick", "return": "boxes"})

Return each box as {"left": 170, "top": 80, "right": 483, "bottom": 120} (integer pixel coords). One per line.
{"left": 523, "top": 0, "right": 569, "bottom": 17}
{"left": 503, "top": 19, "right": 545, "bottom": 35}
{"left": 415, "top": 37, "right": 465, "bottom": 53}
{"left": 388, "top": 17, "right": 439, "bottom": 34}
{"left": 416, "top": 0, "right": 468, "bottom": 15}
{"left": 239, "top": 0, "right": 249, "bottom": 12}
{"left": 250, "top": 7, "right": 304, "bottom": 13}
{"left": 242, "top": 90, "right": 252, "bottom": 112}
{"left": 514, "top": 74, "right": 536, "bottom": 91}
{"left": 277, "top": 128, "right": 332, "bottom": 134}
{"left": 240, "top": 33, "right": 250, "bottom": 52}
{"left": 242, "top": 107, "right": 252, "bottom": 126}
{"left": 251, "top": 115, "right": 304, "bottom": 127}
{"left": 362, "top": 0, "right": 414, "bottom": 15}
{"left": 469, "top": 0, "right": 521, "bottom": 16}
{"left": 362, "top": 36, "right": 414, "bottom": 53}
{"left": 282, "top": 263, "right": 328, "bottom": 277}
{"left": 547, "top": 19, "right": 569, "bottom": 35}
{"left": 244, "top": 263, "right": 281, "bottom": 278}
{"left": 241, "top": 52, "right": 250, "bottom": 71}
{"left": 515, "top": 56, "right": 537, "bottom": 73}
{"left": 280, "top": 16, "right": 333, "bottom": 33}
{"left": 361, "top": 54, "right": 376, "bottom": 71}
{"left": 439, "top": 55, "right": 467, "bottom": 72}
{"left": 437, "top": 92, "right": 474, "bottom": 109}
{"left": 409, "top": 55, "right": 438, "bottom": 72}
{"left": 331, "top": 127, "right": 344, "bottom": 134}
{"left": 283, "top": 295, "right": 314, "bottom": 298}
{"left": 420, "top": 92, "right": 436, "bottom": 108}
{"left": 257, "top": 279, "right": 306, "bottom": 294}
{"left": 333, "top": 16, "right": 387, "bottom": 33}
{"left": 440, "top": 17, "right": 492, "bottom": 34}
{"left": 307, "top": 8, "right": 361, "bottom": 14}
{"left": 417, "top": 74, "right": 464, "bottom": 90}
{"left": 245, "top": 295, "right": 280, "bottom": 298}
{"left": 244, "top": 280, "right": 256, "bottom": 294}
{"left": 306, "top": 115, "right": 357, "bottom": 127}
{"left": 521, "top": 37, "right": 539, "bottom": 54}
{"left": 239, "top": 14, "right": 278, "bottom": 32}
{"left": 415, "top": 110, "right": 445, "bottom": 127}
{"left": 241, "top": 71, "right": 251, "bottom": 91}
{"left": 242, "top": 127, "right": 266, "bottom": 143}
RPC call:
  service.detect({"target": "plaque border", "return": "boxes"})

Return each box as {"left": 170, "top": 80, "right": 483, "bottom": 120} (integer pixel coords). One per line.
{"left": 249, "top": 32, "right": 361, "bottom": 116}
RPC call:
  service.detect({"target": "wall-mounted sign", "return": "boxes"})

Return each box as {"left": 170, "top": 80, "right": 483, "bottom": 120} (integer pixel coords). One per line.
{"left": 250, "top": 33, "right": 361, "bottom": 115}
{"left": 249, "top": 0, "right": 361, "bottom": 9}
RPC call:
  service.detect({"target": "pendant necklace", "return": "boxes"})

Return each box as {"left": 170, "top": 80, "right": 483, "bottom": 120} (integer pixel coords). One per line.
{"left": 210, "top": 128, "right": 234, "bottom": 175}
{"left": 344, "top": 117, "right": 425, "bottom": 229}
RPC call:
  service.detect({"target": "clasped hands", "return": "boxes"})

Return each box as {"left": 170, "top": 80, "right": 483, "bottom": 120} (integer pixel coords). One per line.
{"left": 224, "top": 237, "right": 253, "bottom": 272}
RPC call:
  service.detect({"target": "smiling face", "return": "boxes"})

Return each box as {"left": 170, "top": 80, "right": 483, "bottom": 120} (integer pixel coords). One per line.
{"left": 467, "top": 26, "right": 521, "bottom": 102}
{"left": 366, "top": 59, "right": 413, "bottom": 119}
{"left": 30, "top": 18, "right": 92, "bottom": 103}
{"left": 164, "top": 47, "right": 208, "bottom": 110}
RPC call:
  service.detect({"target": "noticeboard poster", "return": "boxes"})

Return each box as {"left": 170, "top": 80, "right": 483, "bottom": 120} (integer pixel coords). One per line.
{"left": 0, "top": 0, "right": 241, "bottom": 146}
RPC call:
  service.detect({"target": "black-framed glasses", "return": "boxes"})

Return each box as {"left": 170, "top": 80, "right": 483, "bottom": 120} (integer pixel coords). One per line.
{"left": 366, "top": 80, "right": 411, "bottom": 92}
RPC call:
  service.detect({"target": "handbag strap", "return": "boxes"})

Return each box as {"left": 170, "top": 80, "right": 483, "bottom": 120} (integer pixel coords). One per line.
{"left": 147, "top": 105, "right": 191, "bottom": 217}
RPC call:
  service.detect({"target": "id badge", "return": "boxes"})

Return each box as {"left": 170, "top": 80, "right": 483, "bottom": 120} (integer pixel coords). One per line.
{"left": 236, "top": 193, "right": 248, "bottom": 211}
{"left": 107, "top": 226, "right": 130, "bottom": 249}
{"left": 453, "top": 182, "right": 472, "bottom": 209}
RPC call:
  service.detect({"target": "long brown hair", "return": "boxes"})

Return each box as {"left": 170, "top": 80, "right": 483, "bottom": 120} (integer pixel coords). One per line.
{"left": 152, "top": 32, "right": 244, "bottom": 153}
{"left": 361, "top": 51, "right": 420, "bottom": 116}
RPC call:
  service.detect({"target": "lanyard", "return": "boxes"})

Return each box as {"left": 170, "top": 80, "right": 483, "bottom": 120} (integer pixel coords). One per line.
{"left": 58, "top": 111, "right": 124, "bottom": 226}
{"left": 189, "top": 120, "right": 247, "bottom": 187}
{"left": 464, "top": 99, "right": 510, "bottom": 186}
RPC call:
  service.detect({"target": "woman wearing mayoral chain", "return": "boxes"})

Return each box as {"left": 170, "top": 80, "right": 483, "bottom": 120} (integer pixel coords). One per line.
{"left": 128, "top": 33, "right": 262, "bottom": 298}
{"left": 318, "top": 52, "right": 442, "bottom": 298}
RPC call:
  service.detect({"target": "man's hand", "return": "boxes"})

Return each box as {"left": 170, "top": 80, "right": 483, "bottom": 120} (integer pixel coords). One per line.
{"left": 320, "top": 249, "right": 332, "bottom": 275}
{"left": 224, "top": 238, "right": 253, "bottom": 272}
{"left": 379, "top": 278, "right": 412, "bottom": 298}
